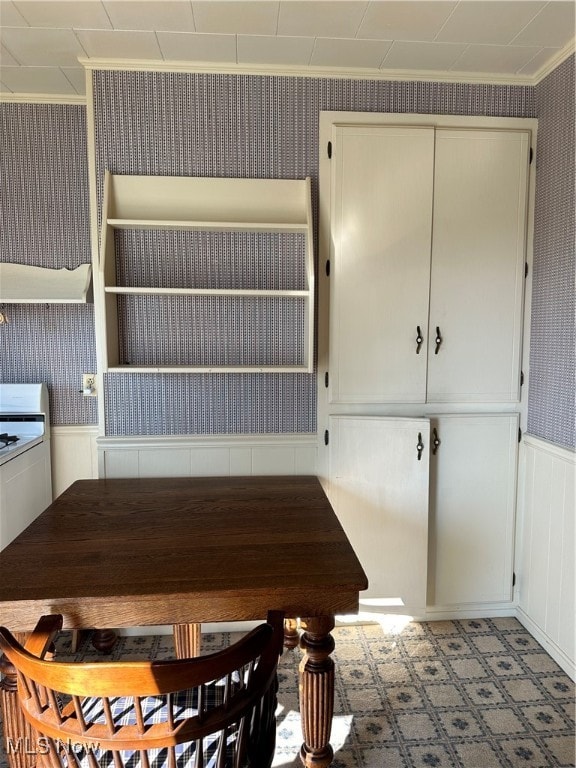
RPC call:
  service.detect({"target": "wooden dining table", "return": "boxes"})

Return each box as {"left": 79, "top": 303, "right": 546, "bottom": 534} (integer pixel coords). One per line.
{"left": 0, "top": 475, "right": 368, "bottom": 768}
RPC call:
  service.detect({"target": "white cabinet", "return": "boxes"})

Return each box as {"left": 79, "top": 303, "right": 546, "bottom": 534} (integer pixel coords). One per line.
{"left": 328, "top": 416, "right": 430, "bottom": 612}
{"left": 329, "top": 125, "right": 530, "bottom": 404}
{"left": 328, "top": 414, "right": 518, "bottom": 614}
{"left": 320, "top": 113, "right": 535, "bottom": 615}
{"left": 98, "top": 172, "right": 314, "bottom": 373}
{"left": 427, "top": 414, "right": 519, "bottom": 608}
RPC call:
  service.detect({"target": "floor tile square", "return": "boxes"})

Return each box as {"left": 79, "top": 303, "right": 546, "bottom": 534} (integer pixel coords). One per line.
{"left": 497, "top": 737, "right": 556, "bottom": 767}
{"left": 412, "top": 659, "right": 451, "bottom": 681}
{"left": 470, "top": 634, "right": 508, "bottom": 654}
{"left": 462, "top": 680, "right": 506, "bottom": 705}
{"left": 447, "top": 656, "right": 488, "bottom": 680}
{"left": 502, "top": 678, "right": 548, "bottom": 702}
{"left": 424, "top": 683, "right": 467, "bottom": 708}
{"left": 385, "top": 685, "right": 426, "bottom": 710}
{"left": 485, "top": 655, "right": 527, "bottom": 677}
{"left": 437, "top": 709, "right": 484, "bottom": 738}
{"left": 352, "top": 714, "right": 396, "bottom": 743}
{"left": 520, "top": 703, "right": 571, "bottom": 732}
{"left": 453, "top": 740, "right": 504, "bottom": 767}
{"left": 539, "top": 675, "right": 575, "bottom": 699}
{"left": 406, "top": 743, "right": 456, "bottom": 767}
{"left": 520, "top": 652, "right": 565, "bottom": 675}
{"left": 542, "top": 734, "right": 576, "bottom": 765}
{"left": 360, "top": 745, "right": 407, "bottom": 768}
{"left": 480, "top": 708, "right": 529, "bottom": 735}
{"left": 395, "top": 711, "right": 440, "bottom": 741}
{"left": 436, "top": 637, "right": 475, "bottom": 656}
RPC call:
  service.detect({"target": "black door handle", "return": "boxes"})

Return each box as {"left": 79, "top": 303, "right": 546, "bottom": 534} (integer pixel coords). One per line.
{"left": 435, "top": 326, "right": 443, "bottom": 354}
{"left": 416, "top": 326, "right": 423, "bottom": 354}
{"left": 417, "top": 432, "right": 424, "bottom": 461}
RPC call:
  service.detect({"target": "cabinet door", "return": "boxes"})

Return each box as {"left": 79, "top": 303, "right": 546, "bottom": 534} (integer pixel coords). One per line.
{"left": 428, "top": 414, "right": 519, "bottom": 607}
{"left": 427, "top": 130, "right": 530, "bottom": 402}
{"left": 329, "top": 126, "right": 434, "bottom": 403}
{"left": 328, "top": 416, "right": 430, "bottom": 612}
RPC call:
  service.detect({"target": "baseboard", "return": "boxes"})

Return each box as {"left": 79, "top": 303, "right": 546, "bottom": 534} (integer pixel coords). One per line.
{"left": 516, "top": 606, "right": 575, "bottom": 681}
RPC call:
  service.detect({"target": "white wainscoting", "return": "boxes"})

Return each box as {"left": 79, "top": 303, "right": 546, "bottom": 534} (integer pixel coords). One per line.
{"left": 516, "top": 435, "right": 575, "bottom": 680}
{"left": 97, "top": 433, "right": 318, "bottom": 478}
{"left": 50, "top": 425, "right": 99, "bottom": 498}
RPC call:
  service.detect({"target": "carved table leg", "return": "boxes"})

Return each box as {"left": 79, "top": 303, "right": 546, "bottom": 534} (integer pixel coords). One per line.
{"left": 91, "top": 628, "right": 117, "bottom": 653}
{"left": 284, "top": 618, "right": 300, "bottom": 650}
{"left": 173, "top": 623, "right": 201, "bottom": 658}
{"left": 298, "top": 616, "right": 336, "bottom": 768}
{"left": 0, "top": 635, "right": 35, "bottom": 768}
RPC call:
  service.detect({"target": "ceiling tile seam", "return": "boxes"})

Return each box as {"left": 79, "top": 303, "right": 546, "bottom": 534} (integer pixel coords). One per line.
{"left": 353, "top": 1, "right": 371, "bottom": 41}
{"left": 189, "top": 0, "right": 198, "bottom": 36}
{"left": 431, "top": 0, "right": 461, "bottom": 44}
{"left": 101, "top": 1, "right": 115, "bottom": 34}
{"left": 507, "top": 1, "right": 550, "bottom": 47}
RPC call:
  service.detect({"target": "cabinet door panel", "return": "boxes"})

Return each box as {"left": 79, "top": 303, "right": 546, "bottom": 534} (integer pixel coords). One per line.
{"left": 329, "top": 416, "right": 430, "bottom": 612}
{"left": 428, "top": 414, "right": 518, "bottom": 606}
{"left": 427, "top": 130, "right": 529, "bottom": 402}
{"left": 330, "top": 126, "right": 434, "bottom": 403}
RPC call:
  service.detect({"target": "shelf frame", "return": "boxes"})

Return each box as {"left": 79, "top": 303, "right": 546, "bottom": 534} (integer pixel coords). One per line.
{"left": 98, "top": 172, "right": 315, "bottom": 373}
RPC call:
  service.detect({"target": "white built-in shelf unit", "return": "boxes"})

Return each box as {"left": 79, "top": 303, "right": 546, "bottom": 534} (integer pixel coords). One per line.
{"left": 98, "top": 172, "right": 315, "bottom": 373}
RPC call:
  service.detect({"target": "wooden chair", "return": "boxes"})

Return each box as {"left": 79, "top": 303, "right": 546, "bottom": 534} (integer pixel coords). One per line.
{"left": 0, "top": 611, "right": 284, "bottom": 768}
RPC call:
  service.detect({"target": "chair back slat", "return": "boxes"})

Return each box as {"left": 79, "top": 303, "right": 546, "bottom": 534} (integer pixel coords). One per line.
{"left": 134, "top": 695, "right": 146, "bottom": 735}
{"left": 71, "top": 694, "right": 88, "bottom": 733}
{"left": 0, "top": 611, "right": 284, "bottom": 768}
{"left": 102, "top": 696, "right": 117, "bottom": 737}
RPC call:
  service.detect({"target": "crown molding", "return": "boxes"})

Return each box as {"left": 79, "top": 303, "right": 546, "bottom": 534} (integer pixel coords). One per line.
{"left": 0, "top": 92, "right": 86, "bottom": 105}
{"left": 533, "top": 40, "right": 575, "bottom": 84}
{"left": 2, "top": 44, "right": 573, "bottom": 105}
{"left": 79, "top": 56, "right": 537, "bottom": 87}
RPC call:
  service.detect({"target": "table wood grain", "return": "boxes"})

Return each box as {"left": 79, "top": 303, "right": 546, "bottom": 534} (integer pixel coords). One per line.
{"left": 0, "top": 475, "right": 368, "bottom": 768}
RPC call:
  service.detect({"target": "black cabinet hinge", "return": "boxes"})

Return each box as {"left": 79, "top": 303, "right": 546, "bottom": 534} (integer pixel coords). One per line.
{"left": 512, "top": 572, "right": 516, "bottom": 587}
{"left": 324, "top": 371, "right": 329, "bottom": 388}
{"left": 529, "top": 147, "right": 534, "bottom": 164}
{"left": 518, "top": 427, "right": 522, "bottom": 443}
{"left": 326, "top": 259, "right": 330, "bottom": 277}
{"left": 324, "top": 429, "right": 329, "bottom": 446}
{"left": 327, "top": 141, "right": 332, "bottom": 159}
{"left": 525, "top": 262, "right": 529, "bottom": 278}
{"left": 520, "top": 370, "right": 524, "bottom": 386}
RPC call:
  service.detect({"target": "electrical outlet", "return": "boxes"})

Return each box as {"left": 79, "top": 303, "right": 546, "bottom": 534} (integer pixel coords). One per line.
{"left": 82, "top": 374, "right": 97, "bottom": 397}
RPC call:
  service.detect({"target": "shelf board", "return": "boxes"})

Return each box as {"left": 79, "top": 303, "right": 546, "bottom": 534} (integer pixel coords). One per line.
{"left": 107, "top": 364, "right": 313, "bottom": 374}
{"left": 107, "top": 218, "right": 308, "bottom": 233}
{"left": 0, "top": 263, "right": 92, "bottom": 303}
{"left": 104, "top": 286, "right": 310, "bottom": 298}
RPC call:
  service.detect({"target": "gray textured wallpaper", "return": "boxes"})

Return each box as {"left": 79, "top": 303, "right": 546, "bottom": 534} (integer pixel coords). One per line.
{"left": 529, "top": 55, "right": 575, "bottom": 450}
{"left": 92, "top": 70, "right": 535, "bottom": 436}
{"left": 1, "top": 62, "right": 574, "bottom": 449}
{"left": 0, "top": 103, "right": 97, "bottom": 426}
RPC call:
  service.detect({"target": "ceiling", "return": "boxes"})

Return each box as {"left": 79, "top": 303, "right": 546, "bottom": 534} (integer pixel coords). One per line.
{"left": 0, "top": 1, "right": 574, "bottom": 99}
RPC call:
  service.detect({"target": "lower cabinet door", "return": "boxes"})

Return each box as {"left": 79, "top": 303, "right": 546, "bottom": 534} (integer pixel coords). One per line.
{"left": 328, "top": 416, "right": 430, "bottom": 613}
{"left": 428, "top": 413, "right": 519, "bottom": 607}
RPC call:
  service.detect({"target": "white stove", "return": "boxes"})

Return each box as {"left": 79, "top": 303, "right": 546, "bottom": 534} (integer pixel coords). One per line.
{"left": 0, "top": 383, "right": 52, "bottom": 551}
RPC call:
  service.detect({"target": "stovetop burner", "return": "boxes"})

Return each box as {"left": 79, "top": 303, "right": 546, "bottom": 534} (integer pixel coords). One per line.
{"left": 0, "top": 433, "right": 19, "bottom": 448}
